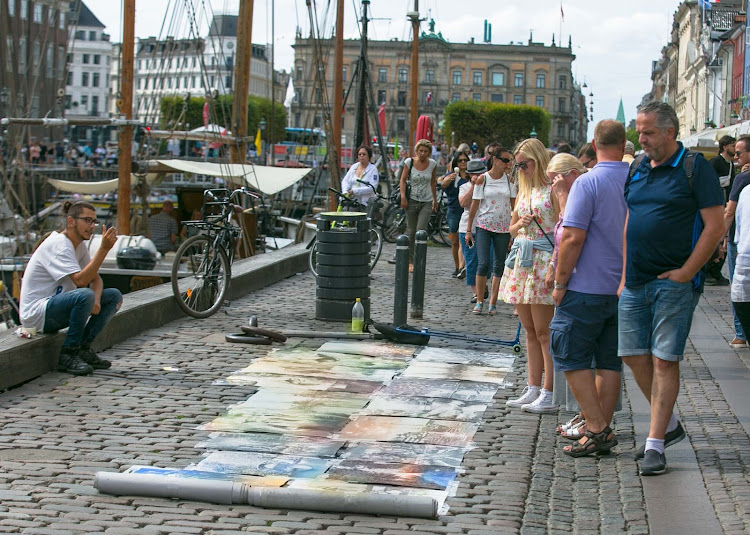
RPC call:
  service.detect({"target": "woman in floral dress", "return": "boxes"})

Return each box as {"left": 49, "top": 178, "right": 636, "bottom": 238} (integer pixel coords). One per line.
{"left": 499, "top": 138, "right": 560, "bottom": 414}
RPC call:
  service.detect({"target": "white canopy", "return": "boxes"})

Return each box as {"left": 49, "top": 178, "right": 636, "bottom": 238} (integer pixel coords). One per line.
{"left": 154, "top": 160, "right": 312, "bottom": 196}
{"left": 47, "top": 174, "right": 161, "bottom": 194}
{"left": 190, "top": 124, "right": 231, "bottom": 135}
{"left": 678, "top": 127, "right": 720, "bottom": 149}
{"left": 715, "top": 122, "right": 750, "bottom": 140}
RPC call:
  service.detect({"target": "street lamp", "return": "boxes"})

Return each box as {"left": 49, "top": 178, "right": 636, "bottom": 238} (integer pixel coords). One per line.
{"left": 530, "top": 126, "right": 537, "bottom": 139}
{"left": 259, "top": 118, "right": 267, "bottom": 164}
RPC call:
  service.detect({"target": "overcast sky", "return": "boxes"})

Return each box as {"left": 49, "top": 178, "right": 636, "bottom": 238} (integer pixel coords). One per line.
{"left": 86, "top": 0, "right": 681, "bottom": 137}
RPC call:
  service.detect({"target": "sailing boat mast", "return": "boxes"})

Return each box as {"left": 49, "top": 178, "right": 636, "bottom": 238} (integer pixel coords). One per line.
{"left": 230, "top": 0, "right": 254, "bottom": 165}
{"left": 408, "top": 2, "right": 419, "bottom": 155}
{"left": 332, "top": 0, "right": 344, "bottom": 176}
{"left": 117, "top": 0, "right": 136, "bottom": 232}
{"left": 353, "top": 0, "right": 370, "bottom": 150}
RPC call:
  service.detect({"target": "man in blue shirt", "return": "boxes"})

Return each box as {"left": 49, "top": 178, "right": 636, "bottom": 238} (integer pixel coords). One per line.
{"left": 619, "top": 102, "right": 725, "bottom": 476}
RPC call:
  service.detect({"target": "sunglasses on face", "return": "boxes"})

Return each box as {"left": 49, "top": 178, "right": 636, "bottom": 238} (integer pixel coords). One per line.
{"left": 75, "top": 217, "right": 100, "bottom": 227}
{"left": 498, "top": 157, "right": 511, "bottom": 163}
{"left": 457, "top": 159, "right": 469, "bottom": 163}
{"left": 515, "top": 160, "right": 530, "bottom": 171}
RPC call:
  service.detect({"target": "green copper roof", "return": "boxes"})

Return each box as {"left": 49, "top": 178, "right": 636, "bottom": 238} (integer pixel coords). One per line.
{"left": 616, "top": 98, "right": 626, "bottom": 125}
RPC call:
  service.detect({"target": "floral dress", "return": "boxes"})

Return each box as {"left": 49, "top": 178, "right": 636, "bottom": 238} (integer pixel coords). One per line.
{"left": 498, "top": 185, "right": 557, "bottom": 305}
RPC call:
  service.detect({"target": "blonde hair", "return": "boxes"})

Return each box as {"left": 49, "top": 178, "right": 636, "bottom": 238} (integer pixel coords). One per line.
{"left": 514, "top": 138, "right": 551, "bottom": 202}
{"left": 547, "top": 153, "right": 585, "bottom": 176}
{"left": 415, "top": 139, "right": 433, "bottom": 153}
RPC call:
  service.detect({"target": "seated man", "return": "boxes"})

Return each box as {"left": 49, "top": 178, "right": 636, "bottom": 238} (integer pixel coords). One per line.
{"left": 149, "top": 200, "right": 178, "bottom": 255}
{"left": 20, "top": 201, "right": 122, "bottom": 375}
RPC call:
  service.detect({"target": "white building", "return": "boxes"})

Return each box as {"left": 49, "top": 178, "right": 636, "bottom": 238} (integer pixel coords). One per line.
{"left": 65, "top": 2, "right": 112, "bottom": 124}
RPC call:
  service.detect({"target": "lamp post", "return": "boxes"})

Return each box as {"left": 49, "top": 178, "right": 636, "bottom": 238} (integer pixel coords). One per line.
{"left": 530, "top": 126, "right": 538, "bottom": 139}
{"left": 259, "top": 117, "right": 266, "bottom": 164}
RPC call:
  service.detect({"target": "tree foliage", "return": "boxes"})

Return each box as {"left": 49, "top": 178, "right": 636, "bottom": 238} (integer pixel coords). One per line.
{"left": 159, "top": 95, "right": 287, "bottom": 144}
{"left": 444, "top": 101, "right": 551, "bottom": 149}
{"left": 626, "top": 127, "right": 641, "bottom": 152}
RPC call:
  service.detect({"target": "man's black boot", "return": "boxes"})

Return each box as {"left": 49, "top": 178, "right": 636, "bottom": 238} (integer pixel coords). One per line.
{"left": 57, "top": 347, "right": 93, "bottom": 376}
{"left": 79, "top": 346, "right": 111, "bottom": 370}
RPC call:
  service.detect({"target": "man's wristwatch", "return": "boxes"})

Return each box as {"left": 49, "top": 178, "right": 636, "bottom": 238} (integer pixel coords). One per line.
{"left": 554, "top": 281, "right": 568, "bottom": 290}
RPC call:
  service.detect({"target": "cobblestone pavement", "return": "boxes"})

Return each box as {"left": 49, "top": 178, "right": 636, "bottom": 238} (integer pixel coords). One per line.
{"left": 0, "top": 243, "right": 748, "bottom": 534}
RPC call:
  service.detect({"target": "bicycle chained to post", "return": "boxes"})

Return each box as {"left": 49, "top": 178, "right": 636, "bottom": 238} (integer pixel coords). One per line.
{"left": 171, "top": 186, "right": 259, "bottom": 319}
{"left": 307, "top": 185, "right": 384, "bottom": 277}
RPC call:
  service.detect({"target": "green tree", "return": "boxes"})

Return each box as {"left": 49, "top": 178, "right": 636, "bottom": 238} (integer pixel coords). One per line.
{"left": 626, "top": 127, "right": 641, "bottom": 152}
{"left": 444, "top": 101, "right": 551, "bottom": 148}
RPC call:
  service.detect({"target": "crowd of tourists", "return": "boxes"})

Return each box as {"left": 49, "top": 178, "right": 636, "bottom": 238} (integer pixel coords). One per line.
{"left": 393, "top": 101, "right": 734, "bottom": 476}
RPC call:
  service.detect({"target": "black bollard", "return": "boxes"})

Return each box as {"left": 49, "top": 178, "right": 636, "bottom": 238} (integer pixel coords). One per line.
{"left": 394, "top": 234, "right": 410, "bottom": 327}
{"left": 410, "top": 229, "right": 428, "bottom": 319}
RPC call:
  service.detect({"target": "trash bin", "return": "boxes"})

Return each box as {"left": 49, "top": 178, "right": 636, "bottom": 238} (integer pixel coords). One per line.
{"left": 314, "top": 211, "right": 371, "bottom": 321}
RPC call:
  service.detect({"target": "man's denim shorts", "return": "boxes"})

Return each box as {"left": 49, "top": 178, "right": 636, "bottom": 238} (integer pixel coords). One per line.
{"left": 549, "top": 290, "right": 621, "bottom": 372}
{"left": 618, "top": 278, "right": 701, "bottom": 362}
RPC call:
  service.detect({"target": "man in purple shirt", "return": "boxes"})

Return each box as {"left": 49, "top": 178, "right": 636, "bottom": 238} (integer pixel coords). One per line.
{"left": 550, "top": 120, "right": 629, "bottom": 458}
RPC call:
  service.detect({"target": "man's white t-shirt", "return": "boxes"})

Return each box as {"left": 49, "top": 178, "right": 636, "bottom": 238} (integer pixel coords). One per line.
{"left": 20, "top": 232, "right": 90, "bottom": 332}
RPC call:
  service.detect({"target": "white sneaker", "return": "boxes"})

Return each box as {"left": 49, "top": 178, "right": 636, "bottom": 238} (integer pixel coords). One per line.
{"left": 506, "top": 385, "right": 540, "bottom": 408}
{"left": 522, "top": 389, "right": 558, "bottom": 414}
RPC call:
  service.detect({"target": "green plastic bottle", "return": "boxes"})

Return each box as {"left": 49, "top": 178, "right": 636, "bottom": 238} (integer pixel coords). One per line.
{"left": 351, "top": 298, "right": 365, "bottom": 333}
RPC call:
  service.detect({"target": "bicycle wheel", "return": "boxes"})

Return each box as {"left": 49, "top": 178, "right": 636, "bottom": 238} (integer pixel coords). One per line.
{"left": 308, "top": 239, "right": 319, "bottom": 277}
{"left": 369, "top": 227, "right": 383, "bottom": 270}
{"left": 171, "top": 235, "right": 231, "bottom": 319}
{"left": 382, "top": 206, "right": 405, "bottom": 243}
{"left": 437, "top": 211, "right": 451, "bottom": 246}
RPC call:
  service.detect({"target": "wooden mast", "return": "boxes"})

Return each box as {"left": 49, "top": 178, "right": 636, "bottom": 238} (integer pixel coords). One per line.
{"left": 332, "top": 0, "right": 344, "bottom": 178}
{"left": 117, "top": 0, "right": 135, "bottom": 232}
{"left": 230, "top": 0, "right": 254, "bottom": 166}
{"left": 408, "top": 1, "right": 419, "bottom": 156}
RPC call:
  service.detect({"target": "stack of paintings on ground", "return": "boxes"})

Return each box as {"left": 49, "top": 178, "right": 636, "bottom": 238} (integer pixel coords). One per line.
{"left": 127, "top": 342, "right": 516, "bottom": 513}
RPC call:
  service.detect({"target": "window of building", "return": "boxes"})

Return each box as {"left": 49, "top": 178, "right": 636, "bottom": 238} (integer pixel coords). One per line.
{"left": 32, "top": 39, "right": 40, "bottom": 75}
{"left": 20, "top": 0, "right": 27, "bottom": 19}
{"left": 183, "top": 76, "right": 187, "bottom": 88}
{"left": 167, "top": 77, "right": 172, "bottom": 89}
{"left": 296, "top": 66, "right": 303, "bottom": 80}
{"left": 137, "top": 59, "right": 142, "bottom": 70}
{"left": 65, "top": 95, "right": 71, "bottom": 110}
{"left": 225, "top": 75, "right": 232, "bottom": 89}
{"left": 210, "top": 75, "right": 214, "bottom": 87}
{"left": 513, "top": 95, "right": 523, "bottom": 104}
{"left": 59, "top": 11, "right": 65, "bottom": 29}
{"left": 425, "top": 69, "right": 435, "bottom": 83}
{"left": 82, "top": 54, "right": 90, "bottom": 64}
{"left": 45, "top": 43, "right": 53, "bottom": 78}
{"left": 452, "top": 70, "right": 462, "bottom": 85}
{"left": 491, "top": 72, "right": 504, "bottom": 86}
{"left": 313, "top": 114, "right": 322, "bottom": 128}
{"left": 191, "top": 76, "right": 196, "bottom": 88}
{"left": 491, "top": 94, "right": 503, "bottom": 103}
{"left": 473, "top": 71, "right": 482, "bottom": 86}
{"left": 18, "top": 37, "right": 26, "bottom": 73}
{"left": 314, "top": 88, "right": 321, "bottom": 103}
{"left": 81, "top": 95, "right": 88, "bottom": 107}
{"left": 536, "top": 73, "right": 546, "bottom": 88}
{"left": 473, "top": 93, "right": 481, "bottom": 101}
{"left": 137, "top": 78, "right": 142, "bottom": 90}
{"left": 342, "top": 66, "right": 347, "bottom": 82}
{"left": 397, "top": 116, "right": 406, "bottom": 132}
{"left": 81, "top": 72, "right": 89, "bottom": 86}
{"left": 183, "top": 57, "right": 188, "bottom": 68}
{"left": 92, "top": 95, "right": 99, "bottom": 114}
{"left": 175, "top": 77, "right": 180, "bottom": 89}
{"left": 89, "top": 31, "right": 96, "bottom": 41}
{"left": 47, "top": 6, "right": 55, "bottom": 25}
{"left": 33, "top": 3, "right": 42, "bottom": 23}
{"left": 66, "top": 71, "right": 72, "bottom": 86}
{"left": 378, "top": 68, "right": 387, "bottom": 83}
{"left": 377, "top": 89, "right": 386, "bottom": 104}
{"left": 514, "top": 73, "right": 524, "bottom": 87}
{"left": 557, "top": 122, "right": 566, "bottom": 138}
{"left": 57, "top": 45, "right": 64, "bottom": 79}
{"left": 92, "top": 72, "right": 99, "bottom": 87}
{"left": 536, "top": 95, "right": 544, "bottom": 107}
{"left": 452, "top": 92, "right": 461, "bottom": 102}
{"left": 398, "top": 68, "right": 407, "bottom": 83}
{"left": 192, "top": 57, "right": 197, "bottom": 68}
{"left": 558, "top": 97, "right": 566, "bottom": 113}
{"left": 168, "top": 58, "right": 172, "bottom": 69}
{"left": 397, "top": 91, "right": 406, "bottom": 106}
{"left": 93, "top": 54, "right": 100, "bottom": 65}
{"left": 30, "top": 95, "right": 39, "bottom": 118}
{"left": 8, "top": 0, "right": 15, "bottom": 16}
{"left": 5, "top": 39, "right": 13, "bottom": 72}
{"left": 143, "top": 78, "right": 148, "bottom": 89}
{"left": 558, "top": 75, "right": 567, "bottom": 89}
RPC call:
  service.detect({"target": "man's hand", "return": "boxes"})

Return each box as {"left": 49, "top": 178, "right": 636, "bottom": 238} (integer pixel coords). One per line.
{"left": 92, "top": 301, "right": 101, "bottom": 315}
{"left": 432, "top": 200, "right": 438, "bottom": 212}
{"left": 100, "top": 225, "right": 118, "bottom": 251}
{"left": 401, "top": 198, "right": 408, "bottom": 209}
{"left": 552, "top": 287, "right": 566, "bottom": 307}
{"left": 545, "top": 265, "right": 555, "bottom": 289}
{"left": 657, "top": 268, "right": 692, "bottom": 284}
{"left": 617, "top": 282, "right": 624, "bottom": 299}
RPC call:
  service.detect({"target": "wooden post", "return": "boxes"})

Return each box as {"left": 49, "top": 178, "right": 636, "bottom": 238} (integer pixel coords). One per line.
{"left": 409, "top": 2, "right": 419, "bottom": 156}
{"left": 117, "top": 0, "right": 135, "bottom": 233}
{"left": 230, "top": 0, "right": 254, "bottom": 166}
{"left": 332, "top": 0, "right": 344, "bottom": 179}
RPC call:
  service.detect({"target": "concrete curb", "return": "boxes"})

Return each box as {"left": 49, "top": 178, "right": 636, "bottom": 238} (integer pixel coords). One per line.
{"left": 0, "top": 243, "right": 309, "bottom": 391}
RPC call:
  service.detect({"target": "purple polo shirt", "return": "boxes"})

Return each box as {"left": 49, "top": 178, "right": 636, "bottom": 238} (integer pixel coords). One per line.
{"left": 563, "top": 161, "right": 628, "bottom": 295}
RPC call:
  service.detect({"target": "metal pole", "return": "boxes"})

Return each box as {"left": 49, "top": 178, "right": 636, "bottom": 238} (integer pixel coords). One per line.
{"left": 410, "top": 229, "right": 427, "bottom": 318}
{"left": 117, "top": 0, "right": 136, "bottom": 233}
{"left": 393, "top": 234, "right": 409, "bottom": 327}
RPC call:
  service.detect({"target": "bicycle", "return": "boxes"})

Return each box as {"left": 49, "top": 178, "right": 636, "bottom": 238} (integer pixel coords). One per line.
{"left": 382, "top": 187, "right": 450, "bottom": 246}
{"left": 307, "top": 187, "right": 383, "bottom": 277}
{"left": 171, "top": 187, "right": 258, "bottom": 319}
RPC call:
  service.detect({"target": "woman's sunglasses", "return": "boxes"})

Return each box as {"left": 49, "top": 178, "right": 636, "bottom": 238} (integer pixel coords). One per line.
{"left": 498, "top": 157, "right": 511, "bottom": 163}
{"left": 457, "top": 158, "right": 469, "bottom": 163}
{"left": 515, "top": 160, "right": 530, "bottom": 171}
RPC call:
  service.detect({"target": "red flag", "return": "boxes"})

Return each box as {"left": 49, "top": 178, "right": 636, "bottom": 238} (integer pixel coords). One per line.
{"left": 426, "top": 91, "right": 433, "bottom": 104}
{"left": 377, "top": 102, "right": 386, "bottom": 136}
{"left": 203, "top": 100, "right": 209, "bottom": 127}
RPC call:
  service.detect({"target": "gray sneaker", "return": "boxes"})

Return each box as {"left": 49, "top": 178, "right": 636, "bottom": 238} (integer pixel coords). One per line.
{"left": 640, "top": 449, "right": 667, "bottom": 476}
{"left": 634, "top": 422, "right": 685, "bottom": 460}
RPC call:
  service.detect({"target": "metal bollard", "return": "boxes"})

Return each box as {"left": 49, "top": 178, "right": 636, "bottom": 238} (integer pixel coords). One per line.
{"left": 410, "top": 230, "right": 428, "bottom": 319}
{"left": 393, "top": 234, "right": 410, "bottom": 327}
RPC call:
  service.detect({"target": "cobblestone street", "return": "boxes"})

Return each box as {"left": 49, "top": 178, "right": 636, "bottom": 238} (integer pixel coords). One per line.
{"left": 1, "top": 242, "right": 749, "bottom": 534}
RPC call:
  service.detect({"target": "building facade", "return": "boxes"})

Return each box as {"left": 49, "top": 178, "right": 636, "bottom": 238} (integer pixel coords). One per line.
{"left": 292, "top": 24, "right": 587, "bottom": 149}
{"left": 65, "top": 2, "right": 113, "bottom": 145}
{"left": 0, "top": 0, "right": 71, "bottom": 140}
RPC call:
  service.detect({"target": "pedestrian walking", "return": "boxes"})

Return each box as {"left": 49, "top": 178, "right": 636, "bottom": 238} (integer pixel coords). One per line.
{"left": 500, "top": 138, "right": 558, "bottom": 413}
{"left": 458, "top": 163, "right": 482, "bottom": 303}
{"left": 619, "top": 101, "right": 724, "bottom": 476}
{"left": 440, "top": 152, "right": 471, "bottom": 278}
{"left": 400, "top": 139, "right": 438, "bottom": 272}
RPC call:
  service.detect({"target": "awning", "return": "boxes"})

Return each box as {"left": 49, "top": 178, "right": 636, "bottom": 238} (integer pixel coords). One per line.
{"left": 715, "top": 122, "right": 750, "bottom": 140}
{"left": 47, "top": 174, "right": 161, "bottom": 194}
{"left": 154, "top": 160, "right": 312, "bottom": 196}
{"left": 678, "top": 127, "right": 720, "bottom": 149}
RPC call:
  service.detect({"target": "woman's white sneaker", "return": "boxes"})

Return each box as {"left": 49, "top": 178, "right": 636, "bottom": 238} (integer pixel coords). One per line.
{"left": 522, "top": 389, "right": 558, "bottom": 414}
{"left": 506, "top": 385, "right": 540, "bottom": 408}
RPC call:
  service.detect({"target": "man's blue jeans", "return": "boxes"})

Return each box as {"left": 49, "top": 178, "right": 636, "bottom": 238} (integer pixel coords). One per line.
{"left": 728, "top": 242, "right": 746, "bottom": 341}
{"left": 43, "top": 288, "right": 123, "bottom": 349}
